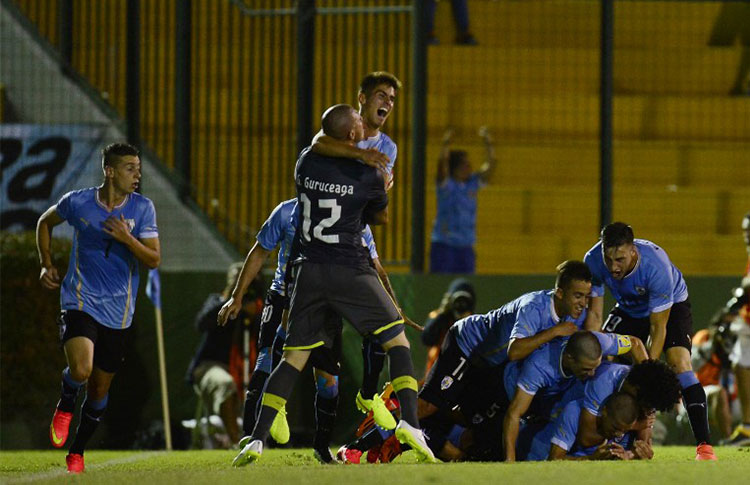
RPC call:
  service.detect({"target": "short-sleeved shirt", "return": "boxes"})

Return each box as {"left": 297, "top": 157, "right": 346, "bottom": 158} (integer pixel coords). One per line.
{"left": 523, "top": 399, "right": 635, "bottom": 461}
{"left": 358, "top": 132, "right": 397, "bottom": 177}
{"left": 503, "top": 332, "right": 633, "bottom": 401}
{"left": 453, "top": 289, "right": 587, "bottom": 367}
{"left": 582, "top": 361, "right": 630, "bottom": 417}
{"left": 430, "top": 174, "right": 484, "bottom": 247}
{"left": 56, "top": 187, "right": 159, "bottom": 329}
{"left": 584, "top": 239, "right": 689, "bottom": 318}
{"left": 258, "top": 200, "right": 378, "bottom": 295}
{"left": 256, "top": 199, "right": 299, "bottom": 296}
{"left": 294, "top": 148, "right": 388, "bottom": 268}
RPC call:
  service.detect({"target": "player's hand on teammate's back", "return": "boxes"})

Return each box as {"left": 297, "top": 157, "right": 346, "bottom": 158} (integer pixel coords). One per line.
{"left": 39, "top": 266, "right": 61, "bottom": 289}
{"left": 217, "top": 298, "right": 241, "bottom": 326}
{"left": 554, "top": 321, "right": 578, "bottom": 338}
{"left": 102, "top": 214, "right": 133, "bottom": 244}
{"left": 360, "top": 148, "right": 390, "bottom": 172}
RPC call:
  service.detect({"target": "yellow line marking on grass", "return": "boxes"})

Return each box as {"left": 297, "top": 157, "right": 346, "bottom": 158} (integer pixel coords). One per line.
{"left": 8, "top": 451, "right": 165, "bottom": 484}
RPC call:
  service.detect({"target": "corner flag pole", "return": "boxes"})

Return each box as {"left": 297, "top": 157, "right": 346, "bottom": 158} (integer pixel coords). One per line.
{"left": 147, "top": 268, "right": 172, "bottom": 450}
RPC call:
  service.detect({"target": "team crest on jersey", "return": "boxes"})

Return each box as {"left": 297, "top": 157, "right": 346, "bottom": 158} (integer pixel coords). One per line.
{"left": 440, "top": 376, "right": 454, "bottom": 390}
{"left": 472, "top": 414, "right": 484, "bottom": 425}
{"left": 126, "top": 219, "right": 135, "bottom": 232}
{"left": 635, "top": 286, "right": 646, "bottom": 295}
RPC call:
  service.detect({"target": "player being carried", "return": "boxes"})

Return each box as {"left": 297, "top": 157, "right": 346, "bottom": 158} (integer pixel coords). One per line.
{"left": 233, "top": 104, "right": 435, "bottom": 465}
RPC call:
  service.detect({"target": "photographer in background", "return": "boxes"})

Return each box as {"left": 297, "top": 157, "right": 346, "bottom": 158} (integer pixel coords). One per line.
{"left": 421, "top": 279, "right": 476, "bottom": 376}
{"left": 186, "top": 263, "right": 264, "bottom": 448}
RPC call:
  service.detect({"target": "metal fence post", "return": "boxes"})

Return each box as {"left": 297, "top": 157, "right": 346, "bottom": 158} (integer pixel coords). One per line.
{"left": 126, "top": 0, "right": 141, "bottom": 147}
{"left": 410, "top": 0, "right": 427, "bottom": 273}
{"left": 57, "top": 0, "right": 72, "bottom": 66}
{"left": 175, "top": 0, "right": 192, "bottom": 200}
{"left": 600, "top": 0, "right": 614, "bottom": 229}
{"left": 297, "top": 0, "right": 315, "bottom": 155}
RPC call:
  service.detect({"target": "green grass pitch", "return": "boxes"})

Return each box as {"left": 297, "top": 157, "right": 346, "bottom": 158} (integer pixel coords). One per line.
{"left": 2, "top": 447, "right": 748, "bottom": 484}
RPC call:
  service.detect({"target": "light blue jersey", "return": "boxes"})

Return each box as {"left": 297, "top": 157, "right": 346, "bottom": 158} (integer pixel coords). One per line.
{"left": 584, "top": 239, "right": 688, "bottom": 318}
{"left": 522, "top": 399, "right": 635, "bottom": 461}
{"left": 362, "top": 225, "right": 378, "bottom": 260}
{"left": 504, "top": 332, "right": 633, "bottom": 401}
{"left": 256, "top": 199, "right": 299, "bottom": 296}
{"left": 259, "top": 199, "right": 378, "bottom": 295}
{"left": 583, "top": 361, "right": 630, "bottom": 417}
{"left": 56, "top": 188, "right": 158, "bottom": 329}
{"left": 430, "top": 174, "right": 484, "bottom": 247}
{"left": 454, "top": 290, "right": 587, "bottom": 366}
{"left": 358, "top": 132, "right": 397, "bottom": 176}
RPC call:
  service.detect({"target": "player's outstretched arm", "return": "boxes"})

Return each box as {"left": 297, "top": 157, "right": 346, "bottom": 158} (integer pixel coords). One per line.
{"left": 36, "top": 205, "right": 65, "bottom": 290}
{"left": 217, "top": 241, "right": 271, "bottom": 326}
{"left": 436, "top": 128, "right": 453, "bottom": 184}
{"left": 647, "top": 308, "right": 670, "bottom": 360}
{"left": 102, "top": 214, "right": 161, "bottom": 268}
{"left": 503, "top": 389, "right": 534, "bottom": 462}
{"left": 584, "top": 296, "right": 604, "bottom": 331}
{"left": 507, "top": 321, "right": 578, "bottom": 361}
{"left": 626, "top": 336, "right": 648, "bottom": 364}
{"left": 311, "top": 132, "right": 389, "bottom": 171}
{"left": 477, "top": 125, "right": 496, "bottom": 183}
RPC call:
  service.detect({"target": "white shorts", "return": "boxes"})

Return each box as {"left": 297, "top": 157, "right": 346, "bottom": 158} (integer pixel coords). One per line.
{"left": 729, "top": 317, "right": 750, "bottom": 368}
{"left": 193, "top": 361, "right": 237, "bottom": 415}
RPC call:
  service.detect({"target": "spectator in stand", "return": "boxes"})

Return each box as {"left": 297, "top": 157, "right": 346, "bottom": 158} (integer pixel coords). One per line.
{"left": 426, "top": 0, "right": 478, "bottom": 45}
{"left": 430, "top": 127, "right": 495, "bottom": 274}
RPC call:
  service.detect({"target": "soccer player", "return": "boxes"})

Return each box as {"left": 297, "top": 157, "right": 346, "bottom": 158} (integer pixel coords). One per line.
{"left": 310, "top": 72, "right": 416, "bottom": 427}
{"left": 429, "top": 126, "right": 495, "bottom": 274}
{"left": 37, "top": 143, "right": 160, "bottom": 473}
{"left": 583, "top": 222, "right": 717, "bottom": 460}
{"left": 233, "top": 104, "right": 435, "bottom": 465}
{"left": 520, "top": 392, "right": 641, "bottom": 461}
{"left": 219, "top": 198, "right": 408, "bottom": 463}
{"left": 577, "top": 359, "right": 681, "bottom": 456}
{"left": 418, "top": 260, "right": 595, "bottom": 422}
{"left": 502, "top": 330, "right": 636, "bottom": 462}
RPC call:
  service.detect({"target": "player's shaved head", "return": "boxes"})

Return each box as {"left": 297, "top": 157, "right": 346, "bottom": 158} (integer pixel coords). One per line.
{"left": 604, "top": 391, "right": 639, "bottom": 425}
{"left": 565, "top": 331, "right": 602, "bottom": 361}
{"left": 321, "top": 104, "right": 358, "bottom": 140}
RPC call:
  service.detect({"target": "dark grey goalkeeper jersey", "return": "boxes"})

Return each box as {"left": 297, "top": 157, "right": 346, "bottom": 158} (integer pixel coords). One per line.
{"left": 294, "top": 147, "right": 388, "bottom": 268}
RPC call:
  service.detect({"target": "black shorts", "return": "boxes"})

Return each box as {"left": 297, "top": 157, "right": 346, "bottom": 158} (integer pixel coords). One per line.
{"left": 308, "top": 308, "right": 343, "bottom": 376}
{"left": 601, "top": 299, "right": 693, "bottom": 351}
{"left": 285, "top": 262, "right": 403, "bottom": 350}
{"left": 419, "top": 328, "right": 472, "bottom": 411}
{"left": 58, "top": 309, "right": 131, "bottom": 373}
{"left": 258, "top": 290, "right": 289, "bottom": 349}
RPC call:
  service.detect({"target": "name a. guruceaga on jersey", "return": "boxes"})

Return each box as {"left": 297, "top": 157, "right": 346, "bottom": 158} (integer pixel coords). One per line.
{"left": 303, "top": 177, "right": 355, "bottom": 196}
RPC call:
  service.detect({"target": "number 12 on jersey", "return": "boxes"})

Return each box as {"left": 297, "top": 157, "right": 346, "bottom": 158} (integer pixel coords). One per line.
{"left": 300, "top": 193, "right": 341, "bottom": 244}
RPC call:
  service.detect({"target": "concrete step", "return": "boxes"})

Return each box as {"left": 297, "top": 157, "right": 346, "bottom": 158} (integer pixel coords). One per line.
{"left": 428, "top": 46, "right": 744, "bottom": 96}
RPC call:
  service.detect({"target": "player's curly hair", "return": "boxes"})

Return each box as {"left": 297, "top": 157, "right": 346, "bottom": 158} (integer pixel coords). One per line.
{"left": 625, "top": 359, "right": 681, "bottom": 412}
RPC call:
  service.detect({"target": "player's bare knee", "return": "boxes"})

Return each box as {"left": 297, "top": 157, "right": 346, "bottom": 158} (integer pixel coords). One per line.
{"left": 69, "top": 362, "right": 92, "bottom": 382}
{"left": 381, "top": 331, "right": 410, "bottom": 351}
